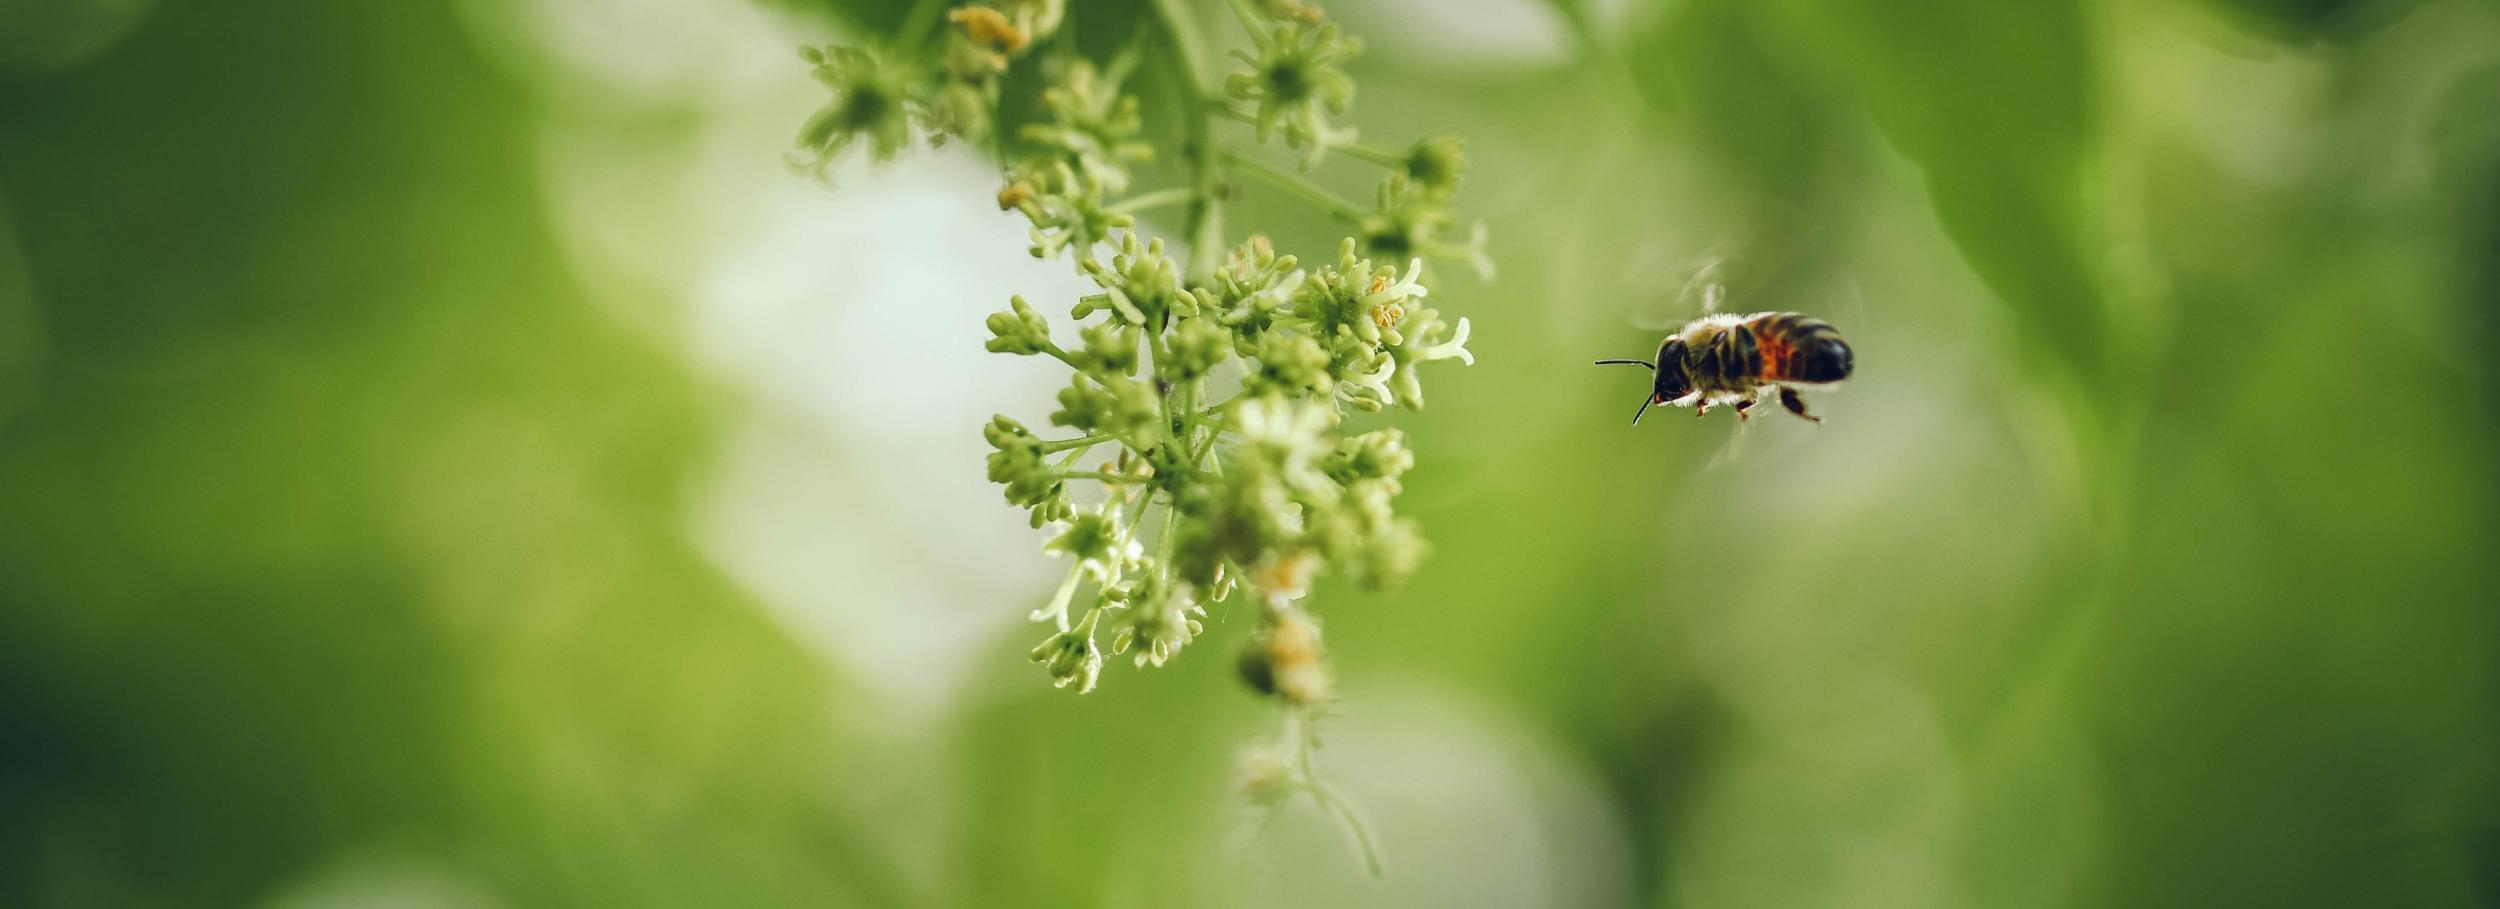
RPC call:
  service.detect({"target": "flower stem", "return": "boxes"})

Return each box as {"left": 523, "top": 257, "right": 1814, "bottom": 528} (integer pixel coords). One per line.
{"left": 1224, "top": 152, "right": 1367, "bottom": 222}
{"left": 1056, "top": 470, "right": 1131, "bottom": 483}
{"left": 895, "top": 0, "right": 951, "bottom": 52}
{"left": 1040, "top": 434, "right": 1112, "bottom": 453}
{"left": 1034, "top": 560, "right": 1087, "bottom": 630}
{"left": 1225, "top": 0, "right": 1271, "bottom": 47}
{"left": 1154, "top": 495, "right": 1182, "bottom": 571}
{"left": 1310, "top": 781, "right": 1386, "bottom": 877}
{"left": 1039, "top": 341, "right": 1086, "bottom": 372}
{"left": 1109, "top": 187, "right": 1198, "bottom": 215}
{"left": 1335, "top": 142, "right": 1408, "bottom": 170}
{"left": 1052, "top": 444, "right": 1097, "bottom": 471}
{"left": 1147, "top": 0, "right": 1227, "bottom": 285}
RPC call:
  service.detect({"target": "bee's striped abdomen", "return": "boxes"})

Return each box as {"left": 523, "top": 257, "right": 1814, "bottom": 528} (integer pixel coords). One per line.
{"left": 1745, "top": 312, "right": 1853, "bottom": 384}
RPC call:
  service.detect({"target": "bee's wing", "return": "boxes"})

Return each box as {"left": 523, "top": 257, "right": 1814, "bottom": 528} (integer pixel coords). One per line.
{"left": 1831, "top": 276, "right": 1870, "bottom": 340}
{"left": 1628, "top": 249, "right": 1735, "bottom": 331}
{"left": 1704, "top": 409, "right": 1755, "bottom": 471}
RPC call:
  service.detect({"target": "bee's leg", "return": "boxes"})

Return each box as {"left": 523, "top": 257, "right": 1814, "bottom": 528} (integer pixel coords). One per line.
{"left": 1734, "top": 395, "right": 1756, "bottom": 422}
{"left": 1778, "top": 386, "right": 1821, "bottom": 424}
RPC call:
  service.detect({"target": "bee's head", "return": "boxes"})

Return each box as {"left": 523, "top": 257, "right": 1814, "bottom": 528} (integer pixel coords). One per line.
{"left": 1650, "top": 338, "right": 1693, "bottom": 403}
{"left": 1596, "top": 338, "right": 1694, "bottom": 425}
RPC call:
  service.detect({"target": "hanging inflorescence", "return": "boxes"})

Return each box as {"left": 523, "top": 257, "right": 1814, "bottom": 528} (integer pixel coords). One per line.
{"left": 791, "top": 0, "right": 1490, "bottom": 872}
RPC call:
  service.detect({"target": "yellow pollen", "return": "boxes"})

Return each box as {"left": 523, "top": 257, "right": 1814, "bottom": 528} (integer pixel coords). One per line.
{"left": 949, "top": 7, "right": 1030, "bottom": 54}
{"left": 997, "top": 181, "right": 1035, "bottom": 211}
{"left": 1371, "top": 303, "right": 1404, "bottom": 332}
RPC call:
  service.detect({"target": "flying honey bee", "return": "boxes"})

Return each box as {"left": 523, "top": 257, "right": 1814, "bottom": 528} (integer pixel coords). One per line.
{"left": 1596, "top": 246, "right": 1857, "bottom": 424}
{"left": 1596, "top": 311, "right": 1854, "bottom": 424}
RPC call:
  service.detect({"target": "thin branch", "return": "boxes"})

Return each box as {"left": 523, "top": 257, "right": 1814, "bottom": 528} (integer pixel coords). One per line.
{"left": 1225, "top": 152, "right": 1367, "bottom": 222}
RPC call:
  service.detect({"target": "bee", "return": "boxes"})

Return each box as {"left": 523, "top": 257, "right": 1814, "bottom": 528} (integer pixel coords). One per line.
{"left": 1596, "top": 312, "right": 1854, "bottom": 424}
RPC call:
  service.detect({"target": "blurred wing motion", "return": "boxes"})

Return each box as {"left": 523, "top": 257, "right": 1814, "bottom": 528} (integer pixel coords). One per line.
{"left": 1705, "top": 411, "right": 1755, "bottom": 471}
{"left": 1629, "top": 249, "right": 1735, "bottom": 331}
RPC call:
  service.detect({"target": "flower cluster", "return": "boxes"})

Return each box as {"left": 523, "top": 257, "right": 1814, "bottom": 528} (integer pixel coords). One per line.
{"left": 801, "top": 0, "right": 1485, "bottom": 695}
{"left": 984, "top": 227, "right": 1469, "bottom": 694}
{"left": 794, "top": 0, "right": 1490, "bottom": 866}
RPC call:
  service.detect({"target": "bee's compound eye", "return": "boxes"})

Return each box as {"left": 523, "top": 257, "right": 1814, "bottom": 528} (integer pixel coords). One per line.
{"left": 1796, "top": 338, "right": 1853, "bottom": 382}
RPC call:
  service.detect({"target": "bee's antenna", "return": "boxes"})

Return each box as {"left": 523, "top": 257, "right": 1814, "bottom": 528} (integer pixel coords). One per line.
{"left": 1632, "top": 395, "right": 1657, "bottom": 426}
{"left": 1593, "top": 359, "right": 1655, "bottom": 370}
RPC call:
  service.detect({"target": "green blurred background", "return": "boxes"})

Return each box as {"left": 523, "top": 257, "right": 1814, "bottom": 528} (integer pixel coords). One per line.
{"left": 4, "top": 0, "right": 2497, "bottom": 905}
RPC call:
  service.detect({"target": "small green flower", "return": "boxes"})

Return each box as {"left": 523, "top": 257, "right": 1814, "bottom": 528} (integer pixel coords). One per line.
{"left": 1381, "top": 304, "right": 1473, "bottom": 409}
{"left": 1074, "top": 233, "right": 1186, "bottom": 326}
{"left": 1022, "top": 60, "right": 1154, "bottom": 193}
{"left": 1326, "top": 429, "right": 1414, "bottom": 487}
{"left": 1319, "top": 330, "right": 1394, "bottom": 409}
{"left": 1045, "top": 501, "right": 1141, "bottom": 584}
{"left": 1290, "top": 240, "right": 1428, "bottom": 347}
{"left": 1106, "top": 573, "right": 1205, "bottom": 668}
{"left": 1029, "top": 609, "right": 1106, "bottom": 693}
{"left": 1225, "top": 22, "right": 1361, "bottom": 168}
{"left": 1005, "top": 160, "right": 1135, "bottom": 267}
{"left": 1212, "top": 237, "right": 1306, "bottom": 306}
{"left": 1232, "top": 396, "right": 1335, "bottom": 487}
{"left": 1359, "top": 175, "right": 1494, "bottom": 280}
{"left": 791, "top": 46, "right": 916, "bottom": 178}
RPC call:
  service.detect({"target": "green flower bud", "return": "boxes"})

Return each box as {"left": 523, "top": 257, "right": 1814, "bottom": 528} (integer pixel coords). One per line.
{"left": 985, "top": 295, "right": 1053, "bottom": 354}
{"left": 1050, "top": 375, "right": 1160, "bottom": 447}
{"left": 1075, "top": 232, "right": 1182, "bottom": 325}
{"left": 983, "top": 420, "right": 1043, "bottom": 485}
{"left": 1160, "top": 315, "right": 1233, "bottom": 382}
{"left": 981, "top": 415, "right": 1070, "bottom": 525}
{"left": 1404, "top": 134, "right": 1468, "bottom": 199}
{"left": 1074, "top": 321, "right": 1141, "bottom": 376}
{"left": 1242, "top": 332, "right": 1334, "bottom": 398}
